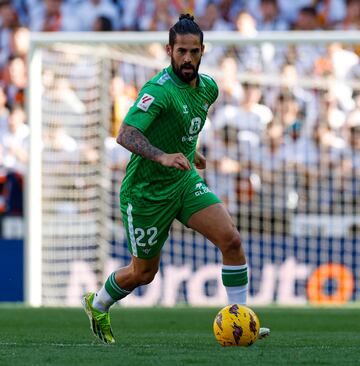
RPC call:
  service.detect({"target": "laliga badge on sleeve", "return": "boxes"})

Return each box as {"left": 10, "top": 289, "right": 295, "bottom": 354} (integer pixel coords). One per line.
{"left": 137, "top": 93, "right": 155, "bottom": 112}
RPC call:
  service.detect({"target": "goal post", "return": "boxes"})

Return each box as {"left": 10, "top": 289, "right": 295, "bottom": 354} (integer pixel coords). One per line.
{"left": 26, "top": 46, "right": 43, "bottom": 306}
{"left": 26, "top": 31, "right": 360, "bottom": 306}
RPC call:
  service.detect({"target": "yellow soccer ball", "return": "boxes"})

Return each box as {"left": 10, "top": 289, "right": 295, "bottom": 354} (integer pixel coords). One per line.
{"left": 213, "top": 304, "right": 260, "bottom": 347}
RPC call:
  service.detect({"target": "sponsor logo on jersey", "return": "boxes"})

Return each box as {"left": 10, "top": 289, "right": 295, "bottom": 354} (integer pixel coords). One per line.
{"left": 137, "top": 93, "right": 155, "bottom": 112}
{"left": 194, "top": 182, "right": 211, "bottom": 196}
{"left": 182, "top": 117, "right": 201, "bottom": 143}
{"left": 157, "top": 73, "right": 170, "bottom": 85}
{"left": 181, "top": 135, "right": 197, "bottom": 143}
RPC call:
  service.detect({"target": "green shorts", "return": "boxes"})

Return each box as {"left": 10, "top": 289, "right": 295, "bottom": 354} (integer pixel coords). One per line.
{"left": 120, "top": 174, "right": 221, "bottom": 259}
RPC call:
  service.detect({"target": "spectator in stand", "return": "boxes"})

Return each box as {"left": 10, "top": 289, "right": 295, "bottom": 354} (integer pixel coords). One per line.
{"left": 215, "top": 56, "right": 243, "bottom": 105}
{"left": 316, "top": 42, "right": 359, "bottom": 80}
{"left": 0, "top": 106, "right": 28, "bottom": 214}
{"left": 342, "top": 111, "right": 360, "bottom": 168}
{"left": 235, "top": 9, "right": 257, "bottom": 36}
{"left": 314, "top": 43, "right": 357, "bottom": 113}
{"left": 127, "top": 0, "right": 199, "bottom": 31}
{"left": 10, "top": 26, "right": 30, "bottom": 61}
{"left": 252, "top": 0, "right": 290, "bottom": 74}
{"left": 242, "top": 121, "right": 286, "bottom": 172}
{"left": 292, "top": 7, "right": 326, "bottom": 75}
{"left": 11, "top": 0, "right": 30, "bottom": 26}
{"left": 137, "top": 0, "right": 177, "bottom": 31}
{"left": 282, "top": 117, "right": 343, "bottom": 214}
{"left": 213, "top": 82, "right": 273, "bottom": 147}
{"left": 3, "top": 56, "right": 27, "bottom": 107}
{"left": 171, "top": 0, "right": 197, "bottom": 16}
{"left": 254, "top": 0, "right": 289, "bottom": 31}
{"left": 293, "top": 6, "right": 320, "bottom": 30}
{"left": 335, "top": 112, "right": 360, "bottom": 208}
{"left": 29, "top": 0, "right": 82, "bottom": 31}
{"left": 205, "top": 124, "right": 241, "bottom": 215}
{"left": 1, "top": 106, "right": 28, "bottom": 174}
{"left": 77, "top": 0, "right": 120, "bottom": 31}
{"left": 347, "top": 91, "right": 360, "bottom": 127}
{"left": 233, "top": 11, "right": 263, "bottom": 72}
{"left": 240, "top": 121, "right": 294, "bottom": 214}
{"left": 120, "top": 0, "right": 149, "bottom": 30}
{"left": 198, "top": 3, "right": 234, "bottom": 66}
{"left": 234, "top": 8, "right": 286, "bottom": 72}
{"left": 273, "top": 93, "right": 303, "bottom": 142}
{"left": 0, "top": 1, "right": 19, "bottom": 71}
{"left": 192, "top": 0, "right": 209, "bottom": 17}
{"left": 314, "top": 0, "right": 346, "bottom": 29}
{"left": 92, "top": 15, "right": 113, "bottom": 31}
{"left": 247, "top": 0, "right": 313, "bottom": 25}
{"left": 265, "top": 63, "right": 317, "bottom": 131}
{"left": 109, "top": 75, "right": 137, "bottom": 137}
{"left": 0, "top": 84, "right": 9, "bottom": 136}
{"left": 287, "top": 114, "right": 343, "bottom": 171}
{"left": 197, "top": 1, "right": 233, "bottom": 31}
{"left": 318, "top": 92, "right": 347, "bottom": 137}
{"left": 42, "top": 120, "right": 78, "bottom": 163}
{"left": 217, "top": 0, "right": 245, "bottom": 24}
{"left": 335, "top": 0, "right": 360, "bottom": 30}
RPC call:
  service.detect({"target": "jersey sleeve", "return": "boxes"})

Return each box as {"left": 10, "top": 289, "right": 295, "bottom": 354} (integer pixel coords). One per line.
{"left": 201, "top": 73, "right": 219, "bottom": 105}
{"left": 211, "top": 81, "right": 219, "bottom": 104}
{"left": 123, "top": 83, "right": 169, "bottom": 133}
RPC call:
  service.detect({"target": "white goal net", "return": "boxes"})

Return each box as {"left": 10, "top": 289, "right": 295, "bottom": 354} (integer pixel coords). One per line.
{"left": 27, "top": 31, "right": 360, "bottom": 306}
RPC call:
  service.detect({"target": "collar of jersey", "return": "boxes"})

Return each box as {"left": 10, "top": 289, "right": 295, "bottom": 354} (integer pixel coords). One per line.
{"left": 166, "top": 66, "right": 205, "bottom": 89}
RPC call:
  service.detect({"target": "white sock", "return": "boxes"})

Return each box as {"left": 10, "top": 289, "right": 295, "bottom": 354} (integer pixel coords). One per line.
{"left": 225, "top": 284, "right": 248, "bottom": 305}
{"left": 222, "top": 264, "right": 248, "bottom": 305}
{"left": 92, "top": 286, "right": 115, "bottom": 312}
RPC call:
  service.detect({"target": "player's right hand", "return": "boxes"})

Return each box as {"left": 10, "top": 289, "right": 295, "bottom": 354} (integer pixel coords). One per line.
{"left": 157, "top": 153, "right": 191, "bottom": 170}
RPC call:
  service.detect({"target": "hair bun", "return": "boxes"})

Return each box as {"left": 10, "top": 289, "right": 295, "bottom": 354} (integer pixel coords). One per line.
{"left": 179, "top": 13, "right": 194, "bottom": 22}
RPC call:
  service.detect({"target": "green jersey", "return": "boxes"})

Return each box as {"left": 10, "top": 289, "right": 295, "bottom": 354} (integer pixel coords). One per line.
{"left": 120, "top": 65, "right": 218, "bottom": 203}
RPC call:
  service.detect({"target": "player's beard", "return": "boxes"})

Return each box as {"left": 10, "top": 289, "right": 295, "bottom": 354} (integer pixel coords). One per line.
{"left": 171, "top": 57, "right": 201, "bottom": 83}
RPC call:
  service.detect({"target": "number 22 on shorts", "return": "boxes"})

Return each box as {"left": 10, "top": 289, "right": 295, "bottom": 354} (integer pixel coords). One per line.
{"left": 134, "top": 227, "right": 158, "bottom": 247}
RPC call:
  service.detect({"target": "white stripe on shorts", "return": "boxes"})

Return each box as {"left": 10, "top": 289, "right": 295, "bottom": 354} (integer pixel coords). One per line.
{"left": 126, "top": 203, "right": 138, "bottom": 257}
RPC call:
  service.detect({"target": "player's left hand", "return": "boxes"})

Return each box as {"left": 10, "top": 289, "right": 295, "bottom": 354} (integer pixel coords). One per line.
{"left": 194, "top": 151, "right": 206, "bottom": 169}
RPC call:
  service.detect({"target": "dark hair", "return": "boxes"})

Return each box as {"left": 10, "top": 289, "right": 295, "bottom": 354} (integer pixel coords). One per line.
{"left": 95, "top": 16, "right": 113, "bottom": 31}
{"left": 169, "top": 14, "right": 203, "bottom": 46}
{"left": 260, "top": 0, "right": 277, "bottom": 5}
{"left": 299, "top": 6, "right": 317, "bottom": 17}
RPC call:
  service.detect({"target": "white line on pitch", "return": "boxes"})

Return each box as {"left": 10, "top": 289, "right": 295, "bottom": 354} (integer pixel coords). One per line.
{"left": 0, "top": 342, "right": 105, "bottom": 347}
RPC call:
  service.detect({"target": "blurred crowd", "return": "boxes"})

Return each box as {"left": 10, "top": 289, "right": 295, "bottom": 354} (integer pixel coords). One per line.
{"left": 0, "top": 0, "right": 360, "bottom": 228}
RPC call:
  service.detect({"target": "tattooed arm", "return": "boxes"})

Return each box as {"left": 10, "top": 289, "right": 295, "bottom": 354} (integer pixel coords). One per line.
{"left": 117, "top": 124, "right": 191, "bottom": 171}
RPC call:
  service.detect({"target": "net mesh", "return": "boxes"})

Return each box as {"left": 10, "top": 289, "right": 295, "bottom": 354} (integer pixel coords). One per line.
{"left": 30, "top": 36, "right": 360, "bottom": 305}
{"left": 40, "top": 47, "right": 112, "bottom": 304}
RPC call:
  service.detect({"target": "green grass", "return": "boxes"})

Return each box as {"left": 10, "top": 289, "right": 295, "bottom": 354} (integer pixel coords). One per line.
{"left": 0, "top": 306, "right": 360, "bottom": 366}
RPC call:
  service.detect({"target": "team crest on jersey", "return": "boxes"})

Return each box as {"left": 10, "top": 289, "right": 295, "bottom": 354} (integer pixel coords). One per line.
{"left": 137, "top": 93, "right": 155, "bottom": 112}
{"left": 202, "top": 100, "right": 209, "bottom": 111}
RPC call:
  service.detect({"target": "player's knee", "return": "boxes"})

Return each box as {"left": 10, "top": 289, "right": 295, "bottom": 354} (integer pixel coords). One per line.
{"left": 220, "top": 230, "right": 242, "bottom": 256}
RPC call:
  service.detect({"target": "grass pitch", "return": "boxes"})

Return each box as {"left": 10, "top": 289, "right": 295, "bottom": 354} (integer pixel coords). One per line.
{"left": 0, "top": 306, "right": 359, "bottom": 366}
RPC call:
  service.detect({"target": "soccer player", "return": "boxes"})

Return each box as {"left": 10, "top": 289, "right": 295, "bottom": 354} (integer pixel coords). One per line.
{"left": 83, "top": 14, "right": 270, "bottom": 344}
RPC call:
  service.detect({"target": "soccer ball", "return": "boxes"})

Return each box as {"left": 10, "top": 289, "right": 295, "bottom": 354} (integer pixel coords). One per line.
{"left": 213, "top": 304, "right": 260, "bottom": 347}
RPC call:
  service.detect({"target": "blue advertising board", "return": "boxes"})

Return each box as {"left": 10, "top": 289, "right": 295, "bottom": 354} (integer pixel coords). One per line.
{"left": 0, "top": 239, "right": 24, "bottom": 302}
